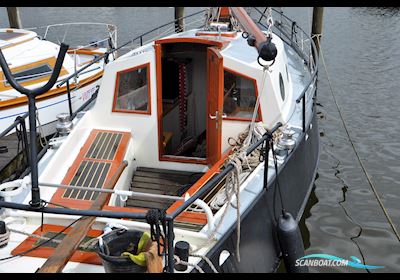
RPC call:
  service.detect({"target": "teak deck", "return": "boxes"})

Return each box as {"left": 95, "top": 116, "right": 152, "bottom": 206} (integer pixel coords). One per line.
{"left": 127, "top": 167, "right": 204, "bottom": 210}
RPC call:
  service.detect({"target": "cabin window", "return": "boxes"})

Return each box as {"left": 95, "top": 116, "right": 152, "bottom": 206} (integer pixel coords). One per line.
{"left": 279, "top": 72, "right": 285, "bottom": 101}
{"left": 4, "top": 64, "right": 53, "bottom": 86}
{"left": 223, "top": 69, "right": 259, "bottom": 120}
{"left": 112, "top": 63, "right": 151, "bottom": 114}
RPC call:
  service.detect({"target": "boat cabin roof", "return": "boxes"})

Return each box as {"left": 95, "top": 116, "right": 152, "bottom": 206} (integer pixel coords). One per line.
{"left": 0, "top": 28, "right": 37, "bottom": 49}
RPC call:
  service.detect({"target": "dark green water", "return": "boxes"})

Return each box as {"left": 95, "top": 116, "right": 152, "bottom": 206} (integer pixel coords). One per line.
{"left": 1, "top": 7, "right": 399, "bottom": 273}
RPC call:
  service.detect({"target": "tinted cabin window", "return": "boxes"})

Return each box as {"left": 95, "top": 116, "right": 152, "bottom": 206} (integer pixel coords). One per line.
{"left": 3, "top": 64, "right": 53, "bottom": 87}
{"left": 223, "top": 70, "right": 258, "bottom": 120}
{"left": 4, "top": 64, "right": 53, "bottom": 86}
{"left": 113, "top": 64, "right": 150, "bottom": 114}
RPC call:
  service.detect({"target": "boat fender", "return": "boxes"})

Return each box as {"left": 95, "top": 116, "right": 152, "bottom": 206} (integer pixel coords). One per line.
{"left": 174, "top": 241, "right": 190, "bottom": 271}
{"left": 258, "top": 37, "right": 277, "bottom": 62}
{"left": 277, "top": 211, "right": 308, "bottom": 273}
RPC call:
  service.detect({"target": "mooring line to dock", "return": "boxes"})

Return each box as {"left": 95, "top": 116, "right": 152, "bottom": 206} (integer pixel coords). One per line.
{"left": 316, "top": 36, "right": 400, "bottom": 242}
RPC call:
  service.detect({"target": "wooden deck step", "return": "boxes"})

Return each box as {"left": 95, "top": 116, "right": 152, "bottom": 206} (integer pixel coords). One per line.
{"left": 127, "top": 167, "right": 204, "bottom": 210}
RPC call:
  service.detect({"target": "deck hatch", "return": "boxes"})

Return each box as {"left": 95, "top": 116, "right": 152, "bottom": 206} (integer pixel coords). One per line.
{"left": 62, "top": 161, "right": 111, "bottom": 201}
{"left": 85, "top": 131, "right": 123, "bottom": 160}
{"left": 50, "top": 129, "right": 131, "bottom": 208}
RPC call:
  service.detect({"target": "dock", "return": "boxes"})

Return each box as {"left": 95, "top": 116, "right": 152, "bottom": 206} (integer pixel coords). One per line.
{"left": 0, "top": 132, "right": 33, "bottom": 183}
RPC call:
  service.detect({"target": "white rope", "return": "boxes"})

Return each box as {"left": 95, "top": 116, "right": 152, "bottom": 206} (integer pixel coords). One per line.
{"left": 36, "top": 109, "right": 48, "bottom": 148}
{"left": 189, "top": 253, "right": 219, "bottom": 273}
{"left": 174, "top": 255, "right": 204, "bottom": 273}
{"left": 266, "top": 7, "right": 274, "bottom": 37}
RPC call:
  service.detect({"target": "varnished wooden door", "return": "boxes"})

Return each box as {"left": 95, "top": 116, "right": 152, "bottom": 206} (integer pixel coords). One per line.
{"left": 206, "top": 47, "right": 223, "bottom": 166}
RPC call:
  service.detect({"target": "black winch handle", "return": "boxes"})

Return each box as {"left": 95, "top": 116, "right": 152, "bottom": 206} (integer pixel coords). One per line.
{"left": 0, "top": 43, "right": 69, "bottom": 97}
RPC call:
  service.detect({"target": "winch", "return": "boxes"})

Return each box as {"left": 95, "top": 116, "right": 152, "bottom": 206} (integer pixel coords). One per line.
{"left": 55, "top": 113, "right": 73, "bottom": 136}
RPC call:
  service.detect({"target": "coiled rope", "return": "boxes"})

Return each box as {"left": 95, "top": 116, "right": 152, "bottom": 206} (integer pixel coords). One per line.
{"left": 315, "top": 35, "right": 400, "bottom": 242}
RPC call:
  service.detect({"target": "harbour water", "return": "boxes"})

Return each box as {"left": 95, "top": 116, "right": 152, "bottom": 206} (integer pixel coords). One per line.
{"left": 1, "top": 7, "right": 399, "bottom": 273}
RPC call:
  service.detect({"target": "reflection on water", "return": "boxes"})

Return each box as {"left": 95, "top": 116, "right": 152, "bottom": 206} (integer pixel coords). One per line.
{"left": 1, "top": 6, "right": 400, "bottom": 273}
{"left": 297, "top": 7, "right": 400, "bottom": 272}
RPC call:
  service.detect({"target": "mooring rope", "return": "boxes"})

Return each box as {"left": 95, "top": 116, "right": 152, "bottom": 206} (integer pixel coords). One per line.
{"left": 174, "top": 255, "right": 205, "bottom": 273}
{"left": 316, "top": 35, "right": 400, "bottom": 242}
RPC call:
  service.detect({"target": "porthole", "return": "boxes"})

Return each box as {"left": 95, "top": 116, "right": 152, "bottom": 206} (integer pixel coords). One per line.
{"left": 279, "top": 73, "right": 285, "bottom": 101}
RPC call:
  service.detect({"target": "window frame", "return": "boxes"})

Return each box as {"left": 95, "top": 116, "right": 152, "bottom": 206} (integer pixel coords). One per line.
{"left": 222, "top": 67, "right": 262, "bottom": 122}
{"left": 112, "top": 62, "right": 152, "bottom": 115}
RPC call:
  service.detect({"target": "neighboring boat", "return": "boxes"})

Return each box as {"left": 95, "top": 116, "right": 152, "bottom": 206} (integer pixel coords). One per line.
{"left": 0, "top": 23, "right": 117, "bottom": 136}
{"left": 0, "top": 7, "right": 319, "bottom": 273}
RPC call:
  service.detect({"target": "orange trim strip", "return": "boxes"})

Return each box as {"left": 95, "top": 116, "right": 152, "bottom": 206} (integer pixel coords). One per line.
{"left": 11, "top": 224, "right": 102, "bottom": 265}
{"left": 154, "top": 37, "right": 228, "bottom": 49}
{"left": 0, "top": 71, "right": 103, "bottom": 110}
{"left": 195, "top": 31, "right": 237, "bottom": 38}
{"left": 112, "top": 62, "right": 152, "bottom": 115}
{"left": 67, "top": 49, "right": 105, "bottom": 56}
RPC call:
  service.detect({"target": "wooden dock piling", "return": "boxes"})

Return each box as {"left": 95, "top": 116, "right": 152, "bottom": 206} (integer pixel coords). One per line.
{"left": 6, "top": 7, "right": 22, "bottom": 29}
{"left": 174, "top": 7, "right": 184, "bottom": 33}
{"left": 311, "top": 7, "right": 324, "bottom": 58}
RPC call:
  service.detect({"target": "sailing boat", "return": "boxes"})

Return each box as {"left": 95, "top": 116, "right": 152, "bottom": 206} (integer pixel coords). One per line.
{"left": 0, "top": 23, "right": 117, "bottom": 136}
{"left": 0, "top": 8, "right": 319, "bottom": 273}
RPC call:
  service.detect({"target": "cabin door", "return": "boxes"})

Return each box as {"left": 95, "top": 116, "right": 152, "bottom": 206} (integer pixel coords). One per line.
{"left": 206, "top": 47, "right": 223, "bottom": 166}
